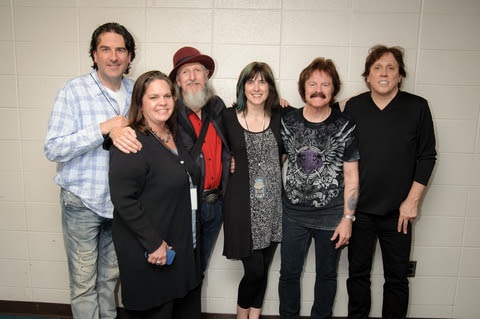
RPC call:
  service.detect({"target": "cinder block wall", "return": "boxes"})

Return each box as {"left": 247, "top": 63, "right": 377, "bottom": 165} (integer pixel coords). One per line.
{"left": 0, "top": 1, "right": 479, "bottom": 318}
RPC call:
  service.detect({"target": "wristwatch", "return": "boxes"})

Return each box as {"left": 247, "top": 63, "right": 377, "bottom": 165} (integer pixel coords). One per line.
{"left": 343, "top": 214, "right": 356, "bottom": 222}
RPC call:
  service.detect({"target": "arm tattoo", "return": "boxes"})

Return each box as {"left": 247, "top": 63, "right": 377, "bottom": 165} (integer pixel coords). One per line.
{"left": 347, "top": 188, "right": 359, "bottom": 212}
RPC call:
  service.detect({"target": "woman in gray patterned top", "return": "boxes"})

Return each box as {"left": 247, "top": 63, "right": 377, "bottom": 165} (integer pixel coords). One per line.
{"left": 222, "top": 62, "right": 292, "bottom": 319}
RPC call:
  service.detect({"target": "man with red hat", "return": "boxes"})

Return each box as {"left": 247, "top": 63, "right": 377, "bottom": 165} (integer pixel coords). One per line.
{"left": 110, "top": 47, "right": 230, "bottom": 274}
{"left": 169, "top": 47, "right": 230, "bottom": 273}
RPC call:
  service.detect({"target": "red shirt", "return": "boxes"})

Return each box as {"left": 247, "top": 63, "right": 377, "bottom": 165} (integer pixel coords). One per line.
{"left": 188, "top": 113, "right": 222, "bottom": 190}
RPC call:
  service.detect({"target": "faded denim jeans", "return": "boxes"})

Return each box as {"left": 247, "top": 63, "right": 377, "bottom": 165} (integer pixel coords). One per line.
{"left": 199, "top": 199, "right": 223, "bottom": 273}
{"left": 61, "top": 189, "right": 119, "bottom": 319}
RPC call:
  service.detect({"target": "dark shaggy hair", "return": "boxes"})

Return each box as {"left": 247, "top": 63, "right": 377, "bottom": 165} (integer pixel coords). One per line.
{"left": 362, "top": 45, "right": 407, "bottom": 89}
{"left": 89, "top": 22, "right": 136, "bottom": 74}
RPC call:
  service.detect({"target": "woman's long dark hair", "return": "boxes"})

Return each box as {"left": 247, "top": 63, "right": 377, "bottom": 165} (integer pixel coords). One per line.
{"left": 233, "top": 62, "right": 280, "bottom": 115}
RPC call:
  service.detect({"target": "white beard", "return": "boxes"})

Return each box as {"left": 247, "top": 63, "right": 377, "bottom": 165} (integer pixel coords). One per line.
{"left": 183, "top": 89, "right": 209, "bottom": 110}
{"left": 181, "top": 82, "right": 215, "bottom": 111}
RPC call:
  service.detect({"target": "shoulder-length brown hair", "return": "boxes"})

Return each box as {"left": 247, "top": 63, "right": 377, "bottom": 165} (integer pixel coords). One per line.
{"left": 362, "top": 45, "right": 407, "bottom": 89}
{"left": 298, "top": 57, "right": 341, "bottom": 105}
{"left": 127, "top": 70, "right": 178, "bottom": 136}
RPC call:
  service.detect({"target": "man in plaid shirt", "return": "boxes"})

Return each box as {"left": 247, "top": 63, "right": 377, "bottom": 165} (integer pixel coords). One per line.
{"left": 44, "top": 22, "right": 137, "bottom": 319}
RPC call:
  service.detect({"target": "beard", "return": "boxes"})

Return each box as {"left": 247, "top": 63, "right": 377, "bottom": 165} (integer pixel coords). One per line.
{"left": 180, "top": 82, "right": 215, "bottom": 111}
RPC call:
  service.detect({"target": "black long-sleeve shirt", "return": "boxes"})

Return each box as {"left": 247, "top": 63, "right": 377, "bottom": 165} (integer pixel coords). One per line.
{"left": 344, "top": 91, "right": 437, "bottom": 215}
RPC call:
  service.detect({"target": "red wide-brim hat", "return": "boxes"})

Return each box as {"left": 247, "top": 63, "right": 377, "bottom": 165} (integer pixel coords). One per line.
{"left": 168, "top": 46, "right": 215, "bottom": 82}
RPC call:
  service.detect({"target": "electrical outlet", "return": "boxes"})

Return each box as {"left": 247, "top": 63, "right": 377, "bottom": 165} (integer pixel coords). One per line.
{"left": 407, "top": 261, "right": 417, "bottom": 277}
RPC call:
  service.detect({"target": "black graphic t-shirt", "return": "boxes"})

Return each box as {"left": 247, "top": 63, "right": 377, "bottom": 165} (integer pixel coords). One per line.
{"left": 281, "top": 107, "right": 359, "bottom": 230}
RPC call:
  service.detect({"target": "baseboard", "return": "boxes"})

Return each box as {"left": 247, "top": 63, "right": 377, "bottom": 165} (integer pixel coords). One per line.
{"left": 0, "top": 300, "right": 445, "bottom": 319}
{"left": 0, "top": 300, "right": 72, "bottom": 318}
{"left": 0, "top": 301, "right": 252, "bottom": 319}
{"left": 0, "top": 300, "right": 329, "bottom": 318}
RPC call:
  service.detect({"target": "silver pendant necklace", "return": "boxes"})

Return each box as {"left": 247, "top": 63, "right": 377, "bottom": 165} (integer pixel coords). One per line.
{"left": 244, "top": 109, "right": 268, "bottom": 199}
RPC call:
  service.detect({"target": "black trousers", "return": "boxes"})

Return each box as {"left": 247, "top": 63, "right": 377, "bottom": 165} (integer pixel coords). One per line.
{"left": 347, "top": 211, "right": 412, "bottom": 319}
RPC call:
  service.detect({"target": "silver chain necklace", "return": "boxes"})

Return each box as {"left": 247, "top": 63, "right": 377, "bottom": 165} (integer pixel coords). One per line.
{"left": 243, "top": 109, "right": 265, "bottom": 132}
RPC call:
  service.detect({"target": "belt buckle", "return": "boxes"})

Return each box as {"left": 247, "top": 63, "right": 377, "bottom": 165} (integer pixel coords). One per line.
{"left": 205, "top": 193, "right": 219, "bottom": 204}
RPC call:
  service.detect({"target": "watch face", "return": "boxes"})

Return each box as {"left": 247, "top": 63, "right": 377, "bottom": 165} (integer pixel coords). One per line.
{"left": 345, "top": 214, "right": 355, "bottom": 222}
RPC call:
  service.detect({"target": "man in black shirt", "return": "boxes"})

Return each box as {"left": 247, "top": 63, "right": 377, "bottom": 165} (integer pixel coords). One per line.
{"left": 279, "top": 57, "right": 360, "bottom": 319}
{"left": 344, "top": 45, "right": 437, "bottom": 319}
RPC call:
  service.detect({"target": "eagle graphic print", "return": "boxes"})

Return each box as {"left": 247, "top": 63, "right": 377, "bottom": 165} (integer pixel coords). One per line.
{"left": 281, "top": 109, "right": 357, "bottom": 208}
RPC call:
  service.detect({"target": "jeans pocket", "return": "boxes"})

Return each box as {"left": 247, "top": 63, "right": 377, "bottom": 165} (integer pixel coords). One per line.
{"left": 61, "top": 189, "right": 86, "bottom": 213}
{"left": 201, "top": 204, "right": 214, "bottom": 223}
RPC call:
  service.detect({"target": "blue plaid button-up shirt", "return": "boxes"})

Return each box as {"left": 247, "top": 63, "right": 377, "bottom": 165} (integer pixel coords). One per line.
{"left": 45, "top": 70, "right": 134, "bottom": 218}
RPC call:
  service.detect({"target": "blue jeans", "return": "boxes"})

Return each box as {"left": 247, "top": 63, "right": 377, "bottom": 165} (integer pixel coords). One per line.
{"left": 199, "top": 199, "right": 223, "bottom": 273}
{"left": 347, "top": 211, "right": 411, "bottom": 319}
{"left": 279, "top": 215, "right": 339, "bottom": 319}
{"left": 61, "top": 189, "right": 119, "bottom": 319}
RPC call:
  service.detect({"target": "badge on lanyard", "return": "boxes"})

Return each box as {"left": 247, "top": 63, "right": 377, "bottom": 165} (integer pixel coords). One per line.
{"left": 190, "top": 186, "right": 198, "bottom": 210}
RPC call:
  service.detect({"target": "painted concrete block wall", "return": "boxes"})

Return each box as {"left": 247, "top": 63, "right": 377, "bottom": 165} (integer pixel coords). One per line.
{"left": 0, "top": 0, "right": 479, "bottom": 318}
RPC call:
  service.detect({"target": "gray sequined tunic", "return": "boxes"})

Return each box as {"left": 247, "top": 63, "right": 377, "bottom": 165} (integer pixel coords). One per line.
{"left": 244, "top": 128, "right": 282, "bottom": 250}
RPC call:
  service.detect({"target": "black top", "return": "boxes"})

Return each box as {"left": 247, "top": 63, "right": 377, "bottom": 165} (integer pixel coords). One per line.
{"left": 109, "top": 129, "right": 201, "bottom": 311}
{"left": 221, "top": 106, "right": 288, "bottom": 259}
{"left": 344, "top": 91, "right": 437, "bottom": 215}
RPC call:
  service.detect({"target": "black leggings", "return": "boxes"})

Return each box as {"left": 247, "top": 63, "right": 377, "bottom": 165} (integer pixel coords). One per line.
{"left": 238, "top": 243, "right": 278, "bottom": 309}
